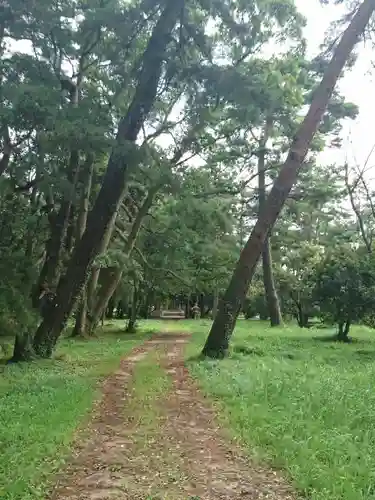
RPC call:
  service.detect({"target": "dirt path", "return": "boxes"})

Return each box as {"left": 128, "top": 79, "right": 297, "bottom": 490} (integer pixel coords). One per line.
{"left": 50, "top": 334, "right": 295, "bottom": 499}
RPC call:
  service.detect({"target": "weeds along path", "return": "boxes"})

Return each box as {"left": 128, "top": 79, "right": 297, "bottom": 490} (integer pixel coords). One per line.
{"left": 50, "top": 333, "right": 295, "bottom": 499}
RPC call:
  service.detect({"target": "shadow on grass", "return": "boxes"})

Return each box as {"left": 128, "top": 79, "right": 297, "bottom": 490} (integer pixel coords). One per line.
{"left": 186, "top": 353, "right": 206, "bottom": 363}
{"left": 187, "top": 346, "right": 298, "bottom": 363}
{"left": 233, "top": 345, "right": 265, "bottom": 356}
{"left": 311, "top": 334, "right": 371, "bottom": 344}
{"left": 354, "top": 349, "right": 375, "bottom": 362}
{"left": 233, "top": 345, "right": 302, "bottom": 361}
{"left": 189, "top": 337, "right": 375, "bottom": 367}
{"left": 312, "top": 334, "right": 348, "bottom": 343}
{"left": 65, "top": 329, "right": 155, "bottom": 342}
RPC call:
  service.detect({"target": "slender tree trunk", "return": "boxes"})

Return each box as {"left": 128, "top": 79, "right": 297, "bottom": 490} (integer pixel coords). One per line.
{"left": 0, "top": 126, "right": 11, "bottom": 177}
{"left": 72, "top": 155, "right": 94, "bottom": 337}
{"left": 9, "top": 333, "right": 35, "bottom": 362}
{"left": 65, "top": 206, "right": 76, "bottom": 256}
{"left": 31, "top": 1, "right": 182, "bottom": 358}
{"left": 88, "top": 268, "right": 122, "bottom": 334}
{"left": 72, "top": 297, "right": 88, "bottom": 338}
{"left": 212, "top": 285, "right": 219, "bottom": 320}
{"left": 337, "top": 319, "right": 351, "bottom": 341}
{"left": 106, "top": 296, "right": 116, "bottom": 319}
{"left": 262, "top": 237, "right": 282, "bottom": 326}
{"left": 86, "top": 217, "right": 116, "bottom": 316}
{"left": 33, "top": 85, "right": 81, "bottom": 307}
{"left": 126, "top": 282, "right": 138, "bottom": 333}
{"left": 139, "top": 289, "right": 152, "bottom": 318}
{"left": 296, "top": 303, "right": 309, "bottom": 328}
{"left": 117, "top": 300, "right": 126, "bottom": 319}
{"left": 199, "top": 293, "right": 205, "bottom": 318}
{"left": 258, "top": 117, "right": 283, "bottom": 327}
{"left": 88, "top": 185, "right": 160, "bottom": 334}
{"left": 202, "top": 0, "right": 375, "bottom": 357}
{"left": 185, "top": 294, "right": 191, "bottom": 319}
{"left": 34, "top": 190, "right": 77, "bottom": 305}
{"left": 25, "top": 182, "right": 39, "bottom": 259}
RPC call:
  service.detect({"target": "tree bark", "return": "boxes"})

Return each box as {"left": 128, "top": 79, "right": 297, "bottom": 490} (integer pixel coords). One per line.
{"left": 202, "top": 0, "right": 375, "bottom": 358}
{"left": 296, "top": 303, "right": 309, "bottom": 328}
{"left": 258, "top": 117, "right": 283, "bottom": 327}
{"left": 72, "top": 297, "right": 88, "bottom": 338}
{"left": 262, "top": 237, "right": 282, "bottom": 326}
{"left": 72, "top": 155, "right": 95, "bottom": 337}
{"left": 212, "top": 285, "right": 219, "bottom": 320}
{"left": 10, "top": 333, "right": 35, "bottom": 362}
{"left": 33, "top": 85, "right": 82, "bottom": 307}
{"left": 337, "top": 320, "right": 351, "bottom": 342}
{"left": 125, "top": 282, "right": 138, "bottom": 333}
{"left": 88, "top": 267, "right": 122, "bottom": 333}
{"left": 88, "top": 185, "right": 160, "bottom": 334}
{"left": 86, "top": 216, "right": 116, "bottom": 317}
{"left": 106, "top": 296, "right": 115, "bottom": 319}
{"left": 31, "top": 0, "right": 182, "bottom": 358}
{"left": 0, "top": 126, "right": 11, "bottom": 177}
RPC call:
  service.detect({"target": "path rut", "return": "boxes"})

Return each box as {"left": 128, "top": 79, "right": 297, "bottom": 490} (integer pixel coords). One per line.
{"left": 49, "top": 334, "right": 296, "bottom": 499}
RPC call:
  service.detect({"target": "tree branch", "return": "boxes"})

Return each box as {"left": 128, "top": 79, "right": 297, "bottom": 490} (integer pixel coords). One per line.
{"left": 133, "top": 246, "right": 191, "bottom": 287}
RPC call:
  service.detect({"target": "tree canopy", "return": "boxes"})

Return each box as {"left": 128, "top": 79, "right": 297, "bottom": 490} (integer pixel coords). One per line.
{"left": 1, "top": 0, "right": 375, "bottom": 361}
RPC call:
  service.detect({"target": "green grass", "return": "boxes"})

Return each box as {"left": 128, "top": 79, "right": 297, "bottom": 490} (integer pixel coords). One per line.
{"left": 129, "top": 349, "right": 172, "bottom": 432}
{"left": 4, "top": 317, "right": 375, "bottom": 499}
{"left": 114, "top": 347, "right": 190, "bottom": 498}
{"left": 169, "top": 319, "right": 375, "bottom": 500}
{"left": 0, "top": 328, "right": 149, "bottom": 500}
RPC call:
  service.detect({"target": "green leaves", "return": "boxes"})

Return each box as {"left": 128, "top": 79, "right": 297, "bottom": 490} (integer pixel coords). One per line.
{"left": 314, "top": 247, "right": 375, "bottom": 326}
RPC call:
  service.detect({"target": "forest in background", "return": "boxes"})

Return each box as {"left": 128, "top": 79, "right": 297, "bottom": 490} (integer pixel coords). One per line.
{"left": 2, "top": 0, "right": 375, "bottom": 362}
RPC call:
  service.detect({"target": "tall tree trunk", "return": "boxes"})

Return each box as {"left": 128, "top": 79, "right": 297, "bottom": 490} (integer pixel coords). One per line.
{"left": 202, "top": 0, "right": 375, "bottom": 358}
{"left": 106, "top": 296, "right": 116, "bottom": 319}
{"left": 125, "top": 282, "right": 138, "bottom": 333}
{"left": 72, "top": 297, "right": 88, "bottom": 338}
{"left": 296, "top": 302, "right": 309, "bottom": 328}
{"left": 199, "top": 293, "right": 205, "bottom": 318}
{"left": 116, "top": 300, "right": 126, "bottom": 319}
{"left": 185, "top": 294, "right": 191, "bottom": 319}
{"left": 0, "top": 126, "right": 11, "bottom": 177}
{"left": 258, "top": 117, "right": 283, "bottom": 327}
{"left": 25, "top": 181, "right": 39, "bottom": 259}
{"left": 31, "top": 0, "right": 182, "bottom": 358}
{"left": 33, "top": 84, "right": 81, "bottom": 307}
{"left": 88, "top": 268, "right": 122, "bottom": 334}
{"left": 337, "top": 318, "right": 351, "bottom": 341}
{"left": 10, "top": 332, "right": 35, "bottom": 363}
{"left": 212, "top": 285, "right": 219, "bottom": 320}
{"left": 262, "top": 237, "right": 282, "bottom": 326}
{"left": 88, "top": 185, "right": 160, "bottom": 334}
{"left": 139, "top": 289, "right": 152, "bottom": 318}
{"left": 86, "top": 217, "right": 115, "bottom": 318}
{"left": 72, "top": 155, "right": 94, "bottom": 337}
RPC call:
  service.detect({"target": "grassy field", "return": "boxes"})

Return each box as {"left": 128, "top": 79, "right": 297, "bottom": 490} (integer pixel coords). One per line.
{"left": 2, "top": 318, "right": 375, "bottom": 499}
{"left": 0, "top": 325, "right": 151, "bottom": 500}
{"left": 164, "top": 319, "right": 375, "bottom": 500}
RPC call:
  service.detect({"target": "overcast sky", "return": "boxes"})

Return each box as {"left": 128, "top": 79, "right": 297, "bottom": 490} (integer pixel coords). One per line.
{"left": 297, "top": 0, "right": 375, "bottom": 169}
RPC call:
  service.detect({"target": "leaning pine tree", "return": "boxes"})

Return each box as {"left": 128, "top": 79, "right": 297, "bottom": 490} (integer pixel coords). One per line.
{"left": 202, "top": 0, "right": 375, "bottom": 358}
{"left": 11, "top": 0, "right": 184, "bottom": 360}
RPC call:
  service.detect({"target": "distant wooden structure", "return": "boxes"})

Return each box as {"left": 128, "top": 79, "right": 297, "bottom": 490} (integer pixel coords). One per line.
{"left": 150, "top": 308, "right": 186, "bottom": 320}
